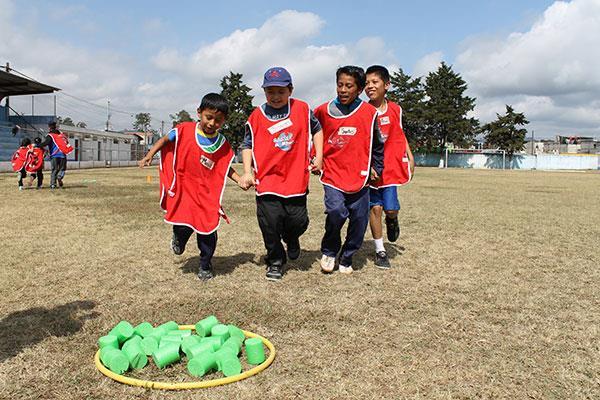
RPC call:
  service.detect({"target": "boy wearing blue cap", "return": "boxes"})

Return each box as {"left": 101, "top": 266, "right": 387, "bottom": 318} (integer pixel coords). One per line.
{"left": 240, "top": 67, "right": 323, "bottom": 281}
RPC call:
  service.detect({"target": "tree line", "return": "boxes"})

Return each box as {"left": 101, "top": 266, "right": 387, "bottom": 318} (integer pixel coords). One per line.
{"left": 75, "top": 63, "right": 528, "bottom": 157}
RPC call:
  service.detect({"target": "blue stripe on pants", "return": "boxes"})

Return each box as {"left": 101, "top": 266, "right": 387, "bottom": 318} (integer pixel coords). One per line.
{"left": 320, "top": 186, "right": 370, "bottom": 266}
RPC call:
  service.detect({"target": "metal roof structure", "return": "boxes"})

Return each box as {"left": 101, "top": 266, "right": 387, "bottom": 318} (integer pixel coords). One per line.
{"left": 0, "top": 69, "right": 60, "bottom": 101}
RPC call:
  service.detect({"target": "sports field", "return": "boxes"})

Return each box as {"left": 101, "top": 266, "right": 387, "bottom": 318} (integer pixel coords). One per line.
{"left": 0, "top": 166, "right": 598, "bottom": 399}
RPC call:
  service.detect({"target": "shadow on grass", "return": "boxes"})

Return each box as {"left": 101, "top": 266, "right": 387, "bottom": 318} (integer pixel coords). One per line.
{"left": 0, "top": 300, "right": 100, "bottom": 363}
{"left": 180, "top": 252, "right": 259, "bottom": 277}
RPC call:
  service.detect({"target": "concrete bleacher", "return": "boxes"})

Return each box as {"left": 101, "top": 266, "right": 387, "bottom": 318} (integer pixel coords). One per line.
{"left": 0, "top": 122, "right": 21, "bottom": 161}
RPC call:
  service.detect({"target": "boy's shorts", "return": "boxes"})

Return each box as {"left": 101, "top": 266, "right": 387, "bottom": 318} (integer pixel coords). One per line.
{"left": 369, "top": 186, "right": 400, "bottom": 211}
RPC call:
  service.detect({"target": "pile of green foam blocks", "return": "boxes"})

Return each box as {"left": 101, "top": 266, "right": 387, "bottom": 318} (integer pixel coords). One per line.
{"left": 97, "top": 315, "right": 266, "bottom": 378}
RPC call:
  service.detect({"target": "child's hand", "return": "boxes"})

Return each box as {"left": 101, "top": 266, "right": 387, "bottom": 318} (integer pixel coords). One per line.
{"left": 239, "top": 173, "right": 255, "bottom": 190}
{"left": 310, "top": 157, "right": 323, "bottom": 175}
{"left": 369, "top": 167, "right": 379, "bottom": 182}
{"left": 138, "top": 156, "right": 151, "bottom": 168}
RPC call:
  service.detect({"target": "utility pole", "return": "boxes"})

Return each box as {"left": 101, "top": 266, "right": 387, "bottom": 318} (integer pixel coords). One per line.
{"left": 161, "top": 120, "right": 164, "bottom": 135}
{"left": 532, "top": 130, "right": 535, "bottom": 155}
{"left": 106, "top": 99, "right": 111, "bottom": 131}
{"left": 31, "top": 95, "right": 34, "bottom": 116}
{"left": 5, "top": 62, "right": 10, "bottom": 120}
{"left": 53, "top": 95, "right": 57, "bottom": 119}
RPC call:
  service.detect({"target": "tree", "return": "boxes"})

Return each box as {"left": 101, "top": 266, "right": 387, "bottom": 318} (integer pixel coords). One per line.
{"left": 423, "top": 62, "right": 479, "bottom": 153}
{"left": 219, "top": 71, "right": 254, "bottom": 149}
{"left": 59, "top": 116, "right": 74, "bottom": 126}
{"left": 482, "top": 105, "right": 529, "bottom": 158}
{"left": 133, "top": 113, "right": 152, "bottom": 132}
{"left": 388, "top": 68, "right": 427, "bottom": 149}
{"left": 76, "top": 121, "right": 87, "bottom": 128}
{"left": 169, "top": 110, "right": 194, "bottom": 125}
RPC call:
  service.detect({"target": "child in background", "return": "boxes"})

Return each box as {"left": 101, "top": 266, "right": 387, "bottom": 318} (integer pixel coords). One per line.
{"left": 26, "top": 137, "right": 45, "bottom": 189}
{"left": 239, "top": 67, "right": 323, "bottom": 281}
{"left": 139, "top": 93, "right": 244, "bottom": 281}
{"left": 314, "top": 66, "right": 385, "bottom": 274}
{"left": 364, "top": 65, "right": 415, "bottom": 269}
{"left": 40, "top": 121, "right": 73, "bottom": 189}
{"left": 11, "top": 137, "right": 31, "bottom": 190}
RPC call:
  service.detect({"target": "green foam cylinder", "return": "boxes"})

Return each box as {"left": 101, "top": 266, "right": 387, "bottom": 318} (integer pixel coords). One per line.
{"left": 157, "top": 321, "right": 179, "bottom": 332}
{"left": 181, "top": 335, "right": 202, "bottom": 356}
{"left": 152, "top": 343, "right": 180, "bottom": 369}
{"left": 200, "top": 336, "right": 222, "bottom": 352}
{"left": 109, "top": 321, "right": 134, "bottom": 344}
{"left": 214, "top": 350, "right": 242, "bottom": 376}
{"left": 159, "top": 335, "right": 182, "bottom": 349}
{"left": 122, "top": 337, "right": 147, "bottom": 370}
{"left": 140, "top": 336, "right": 159, "bottom": 356}
{"left": 227, "top": 325, "right": 246, "bottom": 342}
{"left": 100, "top": 347, "right": 129, "bottom": 374}
{"left": 195, "top": 315, "right": 218, "bottom": 337}
{"left": 134, "top": 322, "right": 154, "bottom": 338}
{"left": 186, "top": 341, "right": 214, "bottom": 360}
{"left": 187, "top": 352, "right": 217, "bottom": 377}
{"left": 167, "top": 329, "right": 192, "bottom": 338}
{"left": 221, "top": 337, "right": 242, "bottom": 356}
{"left": 245, "top": 337, "right": 266, "bottom": 365}
{"left": 97, "top": 335, "right": 119, "bottom": 350}
{"left": 211, "top": 324, "right": 230, "bottom": 344}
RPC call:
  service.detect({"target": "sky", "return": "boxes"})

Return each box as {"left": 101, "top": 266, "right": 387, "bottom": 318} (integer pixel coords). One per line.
{"left": 1, "top": 0, "right": 599, "bottom": 138}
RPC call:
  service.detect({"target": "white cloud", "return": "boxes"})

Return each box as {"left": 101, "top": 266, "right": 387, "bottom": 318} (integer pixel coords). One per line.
{"left": 412, "top": 51, "right": 443, "bottom": 78}
{"left": 457, "top": 0, "right": 600, "bottom": 137}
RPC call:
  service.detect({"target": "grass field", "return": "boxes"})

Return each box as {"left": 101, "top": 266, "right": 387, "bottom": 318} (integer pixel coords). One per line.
{"left": 0, "top": 166, "right": 598, "bottom": 399}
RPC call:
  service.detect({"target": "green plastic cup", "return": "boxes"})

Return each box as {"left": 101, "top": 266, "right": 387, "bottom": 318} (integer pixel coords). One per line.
{"left": 221, "top": 337, "right": 242, "bottom": 356}
{"left": 100, "top": 347, "right": 129, "bottom": 374}
{"left": 109, "top": 321, "right": 134, "bottom": 344}
{"left": 245, "top": 337, "right": 266, "bottom": 365}
{"left": 140, "top": 336, "right": 159, "bottom": 356}
{"left": 157, "top": 321, "right": 179, "bottom": 332}
{"left": 186, "top": 341, "right": 214, "bottom": 359}
{"left": 122, "top": 337, "right": 147, "bottom": 370}
{"left": 187, "top": 352, "right": 217, "bottom": 377}
{"left": 211, "top": 324, "right": 230, "bottom": 344}
{"left": 200, "top": 336, "right": 222, "bottom": 352}
{"left": 215, "top": 351, "right": 242, "bottom": 376}
{"left": 228, "top": 325, "right": 246, "bottom": 342}
{"left": 152, "top": 343, "right": 181, "bottom": 369}
{"left": 97, "top": 335, "right": 119, "bottom": 350}
{"left": 134, "top": 322, "right": 154, "bottom": 338}
{"left": 167, "top": 329, "right": 192, "bottom": 338}
{"left": 195, "top": 315, "right": 218, "bottom": 337}
{"left": 181, "top": 335, "right": 202, "bottom": 356}
{"left": 159, "top": 335, "right": 182, "bottom": 350}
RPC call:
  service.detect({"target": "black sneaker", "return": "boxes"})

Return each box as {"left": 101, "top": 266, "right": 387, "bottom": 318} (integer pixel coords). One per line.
{"left": 58, "top": 178, "right": 64, "bottom": 188}
{"left": 286, "top": 237, "right": 301, "bottom": 260}
{"left": 385, "top": 217, "right": 400, "bottom": 242}
{"left": 170, "top": 234, "right": 185, "bottom": 255}
{"left": 198, "top": 267, "right": 213, "bottom": 281}
{"left": 266, "top": 261, "right": 283, "bottom": 281}
{"left": 374, "top": 251, "right": 391, "bottom": 269}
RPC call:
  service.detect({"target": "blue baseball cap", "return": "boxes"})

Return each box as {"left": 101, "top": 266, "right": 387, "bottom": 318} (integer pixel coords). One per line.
{"left": 261, "top": 67, "right": 292, "bottom": 88}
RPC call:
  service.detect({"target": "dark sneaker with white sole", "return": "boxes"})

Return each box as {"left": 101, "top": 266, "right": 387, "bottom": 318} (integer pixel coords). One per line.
{"left": 286, "top": 238, "right": 301, "bottom": 260}
{"left": 170, "top": 234, "right": 185, "bottom": 255}
{"left": 198, "top": 267, "right": 214, "bottom": 281}
{"left": 374, "top": 251, "right": 391, "bottom": 269}
{"left": 385, "top": 217, "right": 400, "bottom": 242}
{"left": 266, "top": 261, "right": 283, "bottom": 281}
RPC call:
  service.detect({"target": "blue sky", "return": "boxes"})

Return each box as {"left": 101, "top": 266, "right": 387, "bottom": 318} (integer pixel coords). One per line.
{"left": 2, "top": 0, "right": 599, "bottom": 138}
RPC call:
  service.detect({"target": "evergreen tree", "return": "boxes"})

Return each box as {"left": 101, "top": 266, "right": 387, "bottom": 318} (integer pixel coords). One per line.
{"left": 388, "top": 68, "right": 426, "bottom": 149}
{"left": 133, "top": 113, "right": 152, "bottom": 132}
{"left": 423, "top": 62, "right": 479, "bottom": 152}
{"left": 60, "top": 116, "right": 75, "bottom": 126}
{"left": 76, "top": 121, "right": 87, "bottom": 128}
{"left": 169, "top": 110, "right": 194, "bottom": 125}
{"left": 482, "top": 105, "right": 529, "bottom": 158}
{"left": 220, "top": 71, "right": 254, "bottom": 150}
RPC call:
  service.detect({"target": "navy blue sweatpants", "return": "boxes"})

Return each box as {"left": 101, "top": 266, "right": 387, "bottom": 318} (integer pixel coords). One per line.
{"left": 173, "top": 225, "right": 217, "bottom": 270}
{"left": 320, "top": 186, "right": 370, "bottom": 267}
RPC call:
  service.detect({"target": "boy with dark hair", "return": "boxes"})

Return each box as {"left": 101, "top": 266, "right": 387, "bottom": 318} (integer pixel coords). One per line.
{"left": 364, "top": 65, "right": 415, "bottom": 269}
{"left": 239, "top": 67, "right": 323, "bottom": 281}
{"left": 314, "top": 65, "right": 385, "bottom": 274}
{"left": 11, "top": 137, "right": 31, "bottom": 190}
{"left": 139, "top": 93, "right": 245, "bottom": 280}
{"left": 26, "top": 137, "right": 45, "bottom": 189}
{"left": 40, "top": 121, "right": 73, "bottom": 189}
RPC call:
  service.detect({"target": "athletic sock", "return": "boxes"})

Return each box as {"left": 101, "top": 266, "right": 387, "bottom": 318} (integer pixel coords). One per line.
{"left": 374, "top": 238, "right": 385, "bottom": 253}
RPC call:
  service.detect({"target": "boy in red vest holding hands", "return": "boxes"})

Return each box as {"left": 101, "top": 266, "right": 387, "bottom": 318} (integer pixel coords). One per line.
{"left": 11, "top": 137, "right": 31, "bottom": 190}
{"left": 40, "top": 121, "right": 73, "bottom": 189}
{"left": 240, "top": 67, "right": 323, "bottom": 281}
{"left": 139, "top": 93, "right": 244, "bottom": 280}
{"left": 314, "top": 66, "right": 385, "bottom": 274}
{"left": 364, "top": 65, "right": 415, "bottom": 269}
{"left": 26, "top": 137, "right": 45, "bottom": 189}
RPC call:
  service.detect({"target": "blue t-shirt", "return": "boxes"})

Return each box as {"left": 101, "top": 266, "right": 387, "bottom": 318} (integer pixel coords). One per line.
{"left": 167, "top": 124, "right": 222, "bottom": 150}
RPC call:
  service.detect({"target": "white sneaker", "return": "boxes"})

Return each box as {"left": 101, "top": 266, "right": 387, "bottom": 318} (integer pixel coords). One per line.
{"left": 320, "top": 254, "right": 335, "bottom": 273}
{"left": 339, "top": 264, "right": 353, "bottom": 274}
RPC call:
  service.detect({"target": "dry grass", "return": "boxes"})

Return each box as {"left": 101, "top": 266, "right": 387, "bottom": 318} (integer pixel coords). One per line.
{"left": 0, "top": 166, "right": 598, "bottom": 399}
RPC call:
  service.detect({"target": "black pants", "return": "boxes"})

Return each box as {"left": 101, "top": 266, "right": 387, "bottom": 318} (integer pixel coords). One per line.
{"left": 256, "top": 194, "right": 309, "bottom": 265}
{"left": 17, "top": 168, "right": 27, "bottom": 187}
{"left": 50, "top": 157, "right": 67, "bottom": 187}
{"left": 173, "top": 225, "right": 217, "bottom": 270}
{"left": 31, "top": 170, "right": 44, "bottom": 188}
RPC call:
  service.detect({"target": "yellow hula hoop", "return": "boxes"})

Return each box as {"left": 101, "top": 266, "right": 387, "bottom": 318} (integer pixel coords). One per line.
{"left": 94, "top": 325, "right": 276, "bottom": 390}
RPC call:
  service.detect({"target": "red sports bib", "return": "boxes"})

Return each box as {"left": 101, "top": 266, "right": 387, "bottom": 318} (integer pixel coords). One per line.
{"left": 314, "top": 100, "right": 377, "bottom": 193}
{"left": 48, "top": 132, "right": 74, "bottom": 155}
{"left": 371, "top": 101, "right": 411, "bottom": 188}
{"left": 247, "top": 98, "right": 311, "bottom": 197}
{"left": 159, "top": 122, "right": 234, "bottom": 234}
{"left": 11, "top": 147, "right": 30, "bottom": 172}
{"left": 25, "top": 145, "right": 45, "bottom": 173}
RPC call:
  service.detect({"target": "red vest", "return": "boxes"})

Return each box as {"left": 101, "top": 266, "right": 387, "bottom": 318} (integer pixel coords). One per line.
{"left": 314, "top": 100, "right": 377, "bottom": 193}
{"left": 48, "top": 132, "right": 74, "bottom": 155}
{"left": 25, "top": 145, "right": 45, "bottom": 173}
{"left": 159, "top": 122, "right": 234, "bottom": 234}
{"left": 11, "top": 147, "right": 30, "bottom": 172}
{"left": 372, "top": 101, "right": 411, "bottom": 188}
{"left": 247, "top": 99, "right": 311, "bottom": 197}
